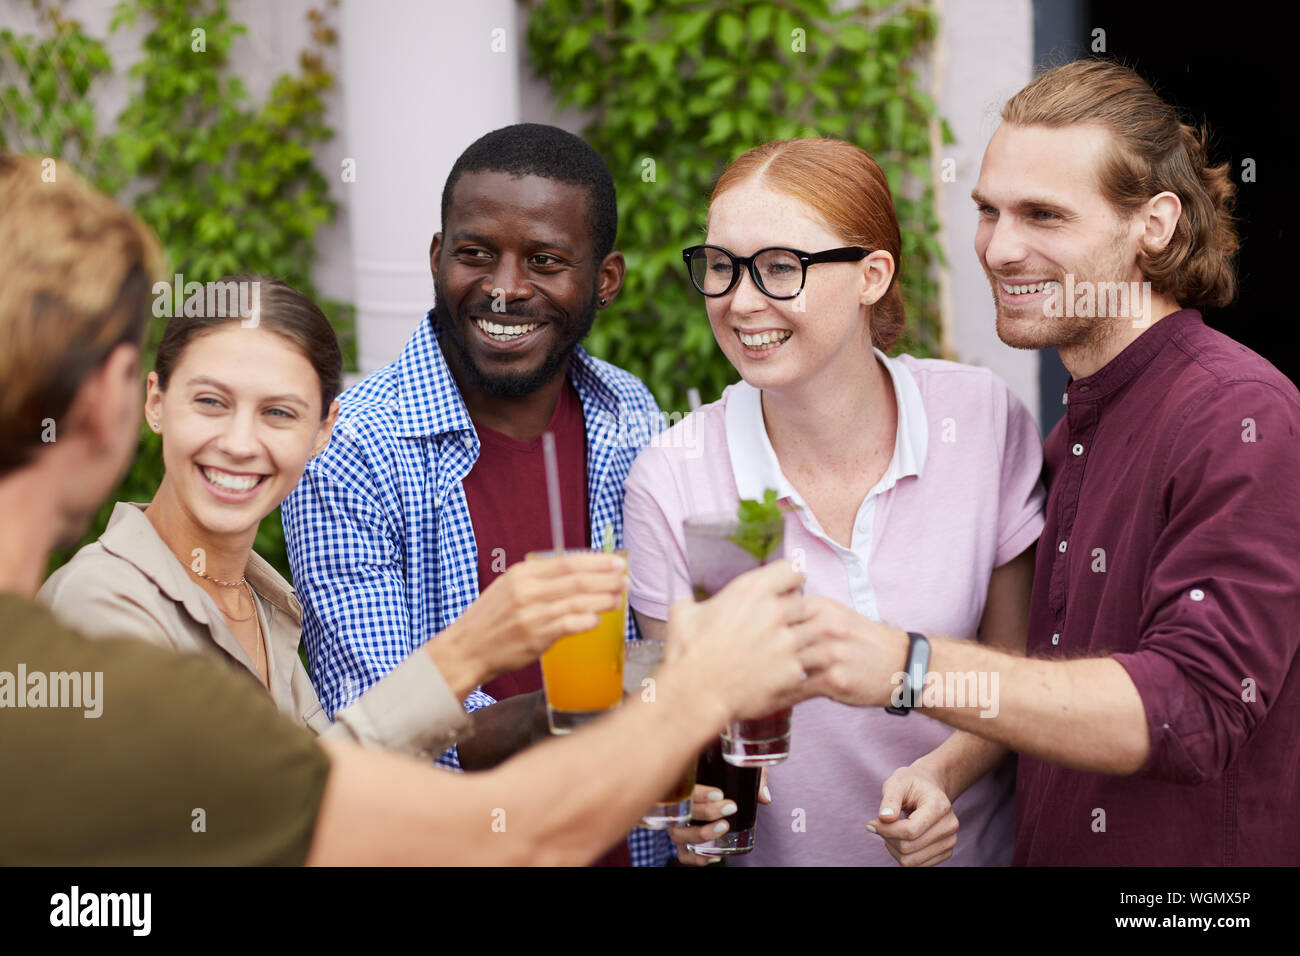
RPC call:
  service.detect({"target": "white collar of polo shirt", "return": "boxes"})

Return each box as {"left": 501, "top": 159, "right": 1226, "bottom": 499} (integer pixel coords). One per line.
{"left": 724, "top": 347, "right": 929, "bottom": 518}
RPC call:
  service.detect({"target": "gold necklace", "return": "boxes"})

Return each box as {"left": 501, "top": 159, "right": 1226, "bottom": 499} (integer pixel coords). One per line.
{"left": 216, "top": 579, "right": 257, "bottom": 622}
{"left": 190, "top": 564, "right": 256, "bottom": 621}
{"left": 192, "top": 567, "right": 247, "bottom": 588}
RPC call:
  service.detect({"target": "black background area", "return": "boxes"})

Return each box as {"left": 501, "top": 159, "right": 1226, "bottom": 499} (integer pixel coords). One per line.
{"left": 1034, "top": 0, "right": 1294, "bottom": 434}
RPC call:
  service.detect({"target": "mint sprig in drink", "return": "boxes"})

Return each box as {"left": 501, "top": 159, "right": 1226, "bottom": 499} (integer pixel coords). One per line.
{"left": 683, "top": 489, "right": 796, "bottom": 770}
{"left": 728, "top": 489, "right": 788, "bottom": 562}
{"left": 682, "top": 492, "right": 793, "bottom": 857}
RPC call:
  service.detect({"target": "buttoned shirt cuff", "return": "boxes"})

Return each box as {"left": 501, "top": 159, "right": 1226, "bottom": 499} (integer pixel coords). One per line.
{"left": 321, "top": 650, "right": 473, "bottom": 757}
{"left": 1112, "top": 649, "right": 1231, "bottom": 786}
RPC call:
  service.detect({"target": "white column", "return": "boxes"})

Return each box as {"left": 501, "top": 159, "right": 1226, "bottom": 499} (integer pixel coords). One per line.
{"left": 339, "top": 0, "right": 520, "bottom": 373}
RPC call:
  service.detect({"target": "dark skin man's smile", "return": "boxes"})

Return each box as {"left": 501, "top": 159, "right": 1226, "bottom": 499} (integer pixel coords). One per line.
{"left": 428, "top": 170, "right": 626, "bottom": 440}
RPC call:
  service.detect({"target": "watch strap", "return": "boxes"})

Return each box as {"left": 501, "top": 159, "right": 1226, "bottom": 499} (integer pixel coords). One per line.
{"left": 885, "top": 631, "right": 931, "bottom": 715}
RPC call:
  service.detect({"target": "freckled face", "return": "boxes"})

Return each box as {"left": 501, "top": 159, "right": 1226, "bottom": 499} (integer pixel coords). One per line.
{"left": 145, "top": 324, "right": 333, "bottom": 537}
{"left": 704, "top": 179, "right": 869, "bottom": 392}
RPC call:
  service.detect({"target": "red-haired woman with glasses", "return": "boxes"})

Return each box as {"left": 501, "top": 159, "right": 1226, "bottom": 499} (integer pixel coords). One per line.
{"left": 625, "top": 138, "right": 1046, "bottom": 867}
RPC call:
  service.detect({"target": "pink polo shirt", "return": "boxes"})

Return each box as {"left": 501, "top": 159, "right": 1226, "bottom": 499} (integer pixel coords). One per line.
{"left": 623, "top": 351, "right": 1046, "bottom": 866}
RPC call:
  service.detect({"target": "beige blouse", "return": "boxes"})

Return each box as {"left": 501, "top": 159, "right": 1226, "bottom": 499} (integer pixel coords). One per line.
{"left": 38, "top": 501, "right": 470, "bottom": 758}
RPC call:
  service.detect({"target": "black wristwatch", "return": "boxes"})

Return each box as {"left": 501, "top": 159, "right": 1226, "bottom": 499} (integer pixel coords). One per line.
{"left": 885, "top": 631, "right": 930, "bottom": 716}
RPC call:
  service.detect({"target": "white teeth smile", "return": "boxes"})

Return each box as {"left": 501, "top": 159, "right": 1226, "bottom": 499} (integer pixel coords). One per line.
{"left": 1000, "top": 280, "right": 1054, "bottom": 295}
{"left": 738, "top": 329, "right": 792, "bottom": 350}
{"left": 201, "top": 466, "right": 265, "bottom": 493}
{"left": 475, "top": 318, "right": 540, "bottom": 341}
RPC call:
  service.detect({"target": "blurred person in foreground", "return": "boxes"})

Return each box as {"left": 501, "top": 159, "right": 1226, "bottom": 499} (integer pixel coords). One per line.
{"left": 0, "top": 153, "right": 825, "bottom": 865}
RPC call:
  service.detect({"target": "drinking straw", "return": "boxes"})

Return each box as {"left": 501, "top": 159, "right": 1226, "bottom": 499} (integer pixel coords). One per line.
{"left": 541, "top": 431, "right": 565, "bottom": 556}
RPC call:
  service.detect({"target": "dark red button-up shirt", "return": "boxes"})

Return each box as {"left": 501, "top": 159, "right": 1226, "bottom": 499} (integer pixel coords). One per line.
{"left": 1014, "top": 310, "right": 1300, "bottom": 865}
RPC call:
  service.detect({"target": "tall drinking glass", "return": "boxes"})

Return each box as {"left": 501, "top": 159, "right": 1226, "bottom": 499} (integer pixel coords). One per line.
{"left": 625, "top": 639, "right": 697, "bottom": 828}
{"left": 682, "top": 513, "right": 794, "bottom": 767}
{"left": 685, "top": 739, "right": 761, "bottom": 856}
{"left": 527, "top": 548, "right": 627, "bottom": 734}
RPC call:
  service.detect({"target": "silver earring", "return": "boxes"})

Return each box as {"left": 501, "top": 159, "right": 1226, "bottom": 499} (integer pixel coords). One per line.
{"left": 599, "top": 297, "right": 607, "bottom": 306}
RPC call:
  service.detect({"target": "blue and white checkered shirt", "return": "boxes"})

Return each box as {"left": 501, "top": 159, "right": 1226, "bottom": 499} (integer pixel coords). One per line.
{"left": 281, "top": 310, "right": 672, "bottom": 866}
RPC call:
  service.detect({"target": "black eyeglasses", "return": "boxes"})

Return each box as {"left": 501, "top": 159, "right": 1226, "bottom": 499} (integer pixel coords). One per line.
{"left": 682, "top": 244, "right": 870, "bottom": 300}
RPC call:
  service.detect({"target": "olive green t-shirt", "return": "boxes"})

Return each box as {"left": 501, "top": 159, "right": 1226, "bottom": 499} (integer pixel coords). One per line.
{"left": 0, "top": 594, "right": 330, "bottom": 864}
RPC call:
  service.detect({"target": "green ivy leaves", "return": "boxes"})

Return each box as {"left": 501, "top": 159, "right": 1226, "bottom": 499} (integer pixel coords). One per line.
{"left": 527, "top": 0, "right": 951, "bottom": 413}
{"left": 4, "top": 0, "right": 352, "bottom": 581}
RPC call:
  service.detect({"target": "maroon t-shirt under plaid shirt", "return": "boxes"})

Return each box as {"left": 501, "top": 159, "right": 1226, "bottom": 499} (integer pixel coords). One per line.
{"left": 1015, "top": 310, "right": 1300, "bottom": 865}
{"left": 461, "top": 379, "right": 632, "bottom": 867}
{"left": 465, "top": 378, "right": 590, "bottom": 703}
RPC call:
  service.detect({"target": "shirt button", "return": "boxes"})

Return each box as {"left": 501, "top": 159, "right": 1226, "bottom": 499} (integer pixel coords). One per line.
{"left": 1072, "top": 443, "right": 1084, "bottom": 456}
{"left": 1051, "top": 633, "right": 1060, "bottom": 645}
{"left": 1190, "top": 589, "right": 1205, "bottom": 601}
{"left": 1058, "top": 540, "right": 1068, "bottom": 553}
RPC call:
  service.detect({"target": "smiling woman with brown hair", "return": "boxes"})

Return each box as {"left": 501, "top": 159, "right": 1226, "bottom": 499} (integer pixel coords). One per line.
{"left": 39, "top": 276, "right": 629, "bottom": 754}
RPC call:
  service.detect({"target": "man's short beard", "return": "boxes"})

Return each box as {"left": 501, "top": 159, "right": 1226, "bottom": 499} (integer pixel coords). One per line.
{"left": 994, "top": 304, "right": 1099, "bottom": 353}
{"left": 993, "top": 219, "right": 1138, "bottom": 356}
{"left": 433, "top": 284, "right": 598, "bottom": 399}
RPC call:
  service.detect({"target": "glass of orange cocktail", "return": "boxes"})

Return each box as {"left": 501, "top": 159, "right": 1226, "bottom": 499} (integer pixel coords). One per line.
{"left": 528, "top": 548, "right": 628, "bottom": 734}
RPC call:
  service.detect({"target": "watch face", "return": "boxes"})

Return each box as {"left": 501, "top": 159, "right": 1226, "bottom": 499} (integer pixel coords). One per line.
{"left": 907, "top": 632, "right": 929, "bottom": 707}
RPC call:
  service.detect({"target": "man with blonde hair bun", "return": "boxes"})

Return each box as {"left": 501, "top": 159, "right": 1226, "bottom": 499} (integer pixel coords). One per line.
{"left": 794, "top": 59, "right": 1300, "bottom": 865}
{"left": 0, "top": 153, "right": 826, "bottom": 865}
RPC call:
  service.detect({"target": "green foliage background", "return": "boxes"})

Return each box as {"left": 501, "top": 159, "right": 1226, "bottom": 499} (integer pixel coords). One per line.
{"left": 527, "top": 0, "right": 951, "bottom": 410}
{"left": 4, "top": 0, "right": 947, "bottom": 581}
{"left": 1, "top": 0, "right": 353, "bottom": 580}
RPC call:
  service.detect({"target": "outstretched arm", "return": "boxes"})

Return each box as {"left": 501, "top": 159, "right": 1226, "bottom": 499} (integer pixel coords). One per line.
{"left": 307, "top": 561, "right": 817, "bottom": 865}
{"left": 801, "top": 605, "right": 1150, "bottom": 774}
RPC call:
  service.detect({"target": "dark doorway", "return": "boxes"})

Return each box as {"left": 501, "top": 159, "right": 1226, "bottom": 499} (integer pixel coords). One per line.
{"left": 1031, "top": 0, "right": 1293, "bottom": 435}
